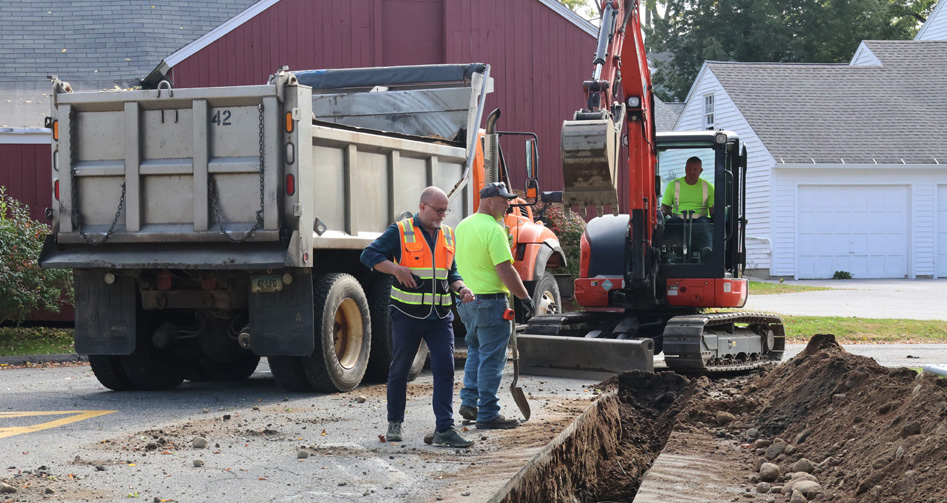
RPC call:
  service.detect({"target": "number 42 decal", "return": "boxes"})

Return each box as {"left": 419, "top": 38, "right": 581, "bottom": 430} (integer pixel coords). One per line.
{"left": 211, "top": 110, "right": 232, "bottom": 126}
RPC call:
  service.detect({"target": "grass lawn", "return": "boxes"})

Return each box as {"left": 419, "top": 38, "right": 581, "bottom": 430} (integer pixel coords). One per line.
{"left": 779, "top": 315, "right": 947, "bottom": 344}
{"left": 2, "top": 310, "right": 947, "bottom": 357}
{"left": 748, "top": 281, "right": 832, "bottom": 295}
{"left": 0, "top": 326, "right": 75, "bottom": 357}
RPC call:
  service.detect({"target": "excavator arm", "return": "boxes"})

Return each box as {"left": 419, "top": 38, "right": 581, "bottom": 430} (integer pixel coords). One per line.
{"left": 561, "top": 0, "right": 657, "bottom": 291}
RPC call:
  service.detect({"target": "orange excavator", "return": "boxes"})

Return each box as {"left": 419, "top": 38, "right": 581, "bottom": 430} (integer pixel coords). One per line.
{"left": 518, "top": 0, "right": 784, "bottom": 375}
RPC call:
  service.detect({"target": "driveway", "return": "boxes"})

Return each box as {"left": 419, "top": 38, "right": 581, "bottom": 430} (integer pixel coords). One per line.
{"left": 741, "top": 278, "right": 947, "bottom": 320}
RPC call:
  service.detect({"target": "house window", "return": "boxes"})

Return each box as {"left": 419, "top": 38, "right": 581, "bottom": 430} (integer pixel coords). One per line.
{"left": 703, "top": 94, "right": 715, "bottom": 130}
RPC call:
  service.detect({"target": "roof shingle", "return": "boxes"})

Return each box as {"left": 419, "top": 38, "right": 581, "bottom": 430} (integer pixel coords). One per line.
{"left": 708, "top": 40, "right": 947, "bottom": 165}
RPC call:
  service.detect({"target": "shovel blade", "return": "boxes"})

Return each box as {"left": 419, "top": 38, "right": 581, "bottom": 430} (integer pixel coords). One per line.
{"left": 510, "top": 359, "right": 530, "bottom": 421}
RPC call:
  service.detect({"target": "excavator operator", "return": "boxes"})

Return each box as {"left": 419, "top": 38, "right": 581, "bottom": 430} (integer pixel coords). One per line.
{"left": 660, "top": 156, "right": 714, "bottom": 261}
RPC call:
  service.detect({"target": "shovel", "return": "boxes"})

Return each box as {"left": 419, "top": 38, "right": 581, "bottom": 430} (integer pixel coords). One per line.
{"left": 509, "top": 325, "right": 531, "bottom": 421}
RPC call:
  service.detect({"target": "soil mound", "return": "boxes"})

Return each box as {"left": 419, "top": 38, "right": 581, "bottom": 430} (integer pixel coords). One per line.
{"left": 504, "top": 334, "right": 947, "bottom": 502}
{"left": 682, "top": 334, "right": 947, "bottom": 502}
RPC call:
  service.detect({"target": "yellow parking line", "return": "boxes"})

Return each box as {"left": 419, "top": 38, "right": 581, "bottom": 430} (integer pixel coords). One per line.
{"left": 0, "top": 411, "right": 116, "bottom": 439}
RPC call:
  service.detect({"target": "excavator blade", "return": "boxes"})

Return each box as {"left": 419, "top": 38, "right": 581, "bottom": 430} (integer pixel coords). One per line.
{"left": 517, "top": 333, "right": 654, "bottom": 379}
{"left": 560, "top": 118, "right": 619, "bottom": 213}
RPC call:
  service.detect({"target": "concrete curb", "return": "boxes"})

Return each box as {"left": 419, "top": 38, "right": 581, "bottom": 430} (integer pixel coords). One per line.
{"left": 0, "top": 353, "right": 88, "bottom": 365}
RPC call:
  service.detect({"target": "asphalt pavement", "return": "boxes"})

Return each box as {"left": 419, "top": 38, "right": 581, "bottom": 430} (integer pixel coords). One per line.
{"left": 742, "top": 278, "right": 947, "bottom": 320}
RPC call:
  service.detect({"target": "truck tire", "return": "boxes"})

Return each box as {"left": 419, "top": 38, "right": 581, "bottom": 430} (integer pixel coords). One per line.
{"left": 88, "top": 355, "right": 136, "bottom": 391}
{"left": 533, "top": 271, "right": 562, "bottom": 316}
{"left": 365, "top": 276, "right": 395, "bottom": 382}
{"left": 300, "top": 273, "right": 371, "bottom": 392}
{"left": 268, "top": 356, "right": 314, "bottom": 392}
{"left": 198, "top": 353, "right": 261, "bottom": 382}
{"left": 120, "top": 311, "right": 186, "bottom": 391}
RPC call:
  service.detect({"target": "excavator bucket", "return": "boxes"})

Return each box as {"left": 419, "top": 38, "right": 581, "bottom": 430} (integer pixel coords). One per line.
{"left": 560, "top": 118, "right": 620, "bottom": 215}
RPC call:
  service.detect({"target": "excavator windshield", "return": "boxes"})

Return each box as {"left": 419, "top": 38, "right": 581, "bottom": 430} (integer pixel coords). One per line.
{"left": 655, "top": 132, "right": 744, "bottom": 278}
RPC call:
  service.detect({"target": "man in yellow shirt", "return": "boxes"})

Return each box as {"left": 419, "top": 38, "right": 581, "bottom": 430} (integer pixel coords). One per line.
{"left": 454, "top": 182, "right": 535, "bottom": 429}
{"left": 660, "top": 156, "right": 714, "bottom": 256}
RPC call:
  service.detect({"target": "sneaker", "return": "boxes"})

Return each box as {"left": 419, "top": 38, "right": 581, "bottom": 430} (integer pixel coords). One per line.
{"left": 430, "top": 428, "right": 474, "bottom": 448}
{"left": 386, "top": 421, "right": 403, "bottom": 442}
{"left": 476, "top": 414, "right": 520, "bottom": 430}
{"left": 458, "top": 405, "right": 478, "bottom": 421}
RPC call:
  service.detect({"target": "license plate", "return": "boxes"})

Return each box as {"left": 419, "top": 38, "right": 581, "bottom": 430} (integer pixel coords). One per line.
{"left": 251, "top": 275, "right": 283, "bottom": 293}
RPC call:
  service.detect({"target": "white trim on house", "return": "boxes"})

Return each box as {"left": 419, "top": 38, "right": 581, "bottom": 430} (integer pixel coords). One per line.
{"left": 936, "top": 184, "right": 947, "bottom": 278}
{"left": 0, "top": 129, "right": 51, "bottom": 144}
{"left": 916, "top": 0, "right": 947, "bottom": 40}
{"left": 536, "top": 0, "right": 598, "bottom": 36}
{"left": 850, "top": 42, "right": 883, "bottom": 66}
{"left": 163, "top": 0, "right": 279, "bottom": 68}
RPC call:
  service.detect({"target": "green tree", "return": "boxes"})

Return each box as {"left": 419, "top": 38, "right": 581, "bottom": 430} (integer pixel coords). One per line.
{"left": 644, "top": 0, "right": 937, "bottom": 101}
{"left": 559, "top": 0, "right": 599, "bottom": 19}
{"left": 0, "top": 187, "right": 73, "bottom": 325}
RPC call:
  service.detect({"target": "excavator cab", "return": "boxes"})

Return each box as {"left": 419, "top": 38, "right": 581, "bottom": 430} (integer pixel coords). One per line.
{"left": 654, "top": 131, "right": 748, "bottom": 309}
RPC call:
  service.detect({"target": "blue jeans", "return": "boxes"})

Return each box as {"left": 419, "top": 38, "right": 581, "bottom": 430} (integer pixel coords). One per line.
{"left": 457, "top": 298, "right": 512, "bottom": 422}
{"left": 387, "top": 308, "right": 456, "bottom": 432}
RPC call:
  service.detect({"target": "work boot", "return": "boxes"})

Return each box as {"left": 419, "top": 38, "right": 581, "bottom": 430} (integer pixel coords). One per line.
{"left": 386, "top": 421, "right": 403, "bottom": 442}
{"left": 458, "top": 405, "right": 478, "bottom": 421}
{"left": 425, "top": 427, "right": 473, "bottom": 448}
{"left": 476, "top": 414, "right": 520, "bottom": 430}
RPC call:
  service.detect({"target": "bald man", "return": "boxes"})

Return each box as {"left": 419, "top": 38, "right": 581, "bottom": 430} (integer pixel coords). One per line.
{"left": 360, "top": 186, "right": 475, "bottom": 448}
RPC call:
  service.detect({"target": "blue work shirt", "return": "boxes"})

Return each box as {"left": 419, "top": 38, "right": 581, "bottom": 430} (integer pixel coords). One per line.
{"left": 360, "top": 213, "right": 463, "bottom": 285}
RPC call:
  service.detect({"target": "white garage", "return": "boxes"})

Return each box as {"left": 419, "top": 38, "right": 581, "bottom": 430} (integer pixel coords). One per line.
{"left": 796, "top": 186, "right": 908, "bottom": 279}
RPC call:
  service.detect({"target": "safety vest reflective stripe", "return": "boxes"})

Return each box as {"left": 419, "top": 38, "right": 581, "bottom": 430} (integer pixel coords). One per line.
{"left": 442, "top": 226, "right": 454, "bottom": 247}
{"left": 399, "top": 220, "right": 417, "bottom": 244}
{"left": 390, "top": 288, "right": 454, "bottom": 306}
{"left": 672, "top": 179, "right": 710, "bottom": 218}
{"left": 407, "top": 267, "right": 449, "bottom": 280}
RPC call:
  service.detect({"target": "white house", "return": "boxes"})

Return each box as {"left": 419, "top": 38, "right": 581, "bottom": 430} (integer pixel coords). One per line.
{"left": 669, "top": 38, "right": 947, "bottom": 279}
{"left": 916, "top": 0, "right": 947, "bottom": 40}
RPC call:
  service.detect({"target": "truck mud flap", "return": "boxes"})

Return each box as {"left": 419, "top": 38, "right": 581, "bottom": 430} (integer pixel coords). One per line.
{"left": 249, "top": 271, "right": 314, "bottom": 356}
{"left": 517, "top": 334, "right": 654, "bottom": 379}
{"left": 74, "top": 270, "right": 136, "bottom": 355}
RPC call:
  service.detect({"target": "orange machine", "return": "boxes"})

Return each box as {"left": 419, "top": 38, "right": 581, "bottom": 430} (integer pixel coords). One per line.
{"left": 519, "top": 0, "right": 783, "bottom": 375}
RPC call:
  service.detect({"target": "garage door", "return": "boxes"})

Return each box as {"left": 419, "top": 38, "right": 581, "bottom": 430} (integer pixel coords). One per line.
{"left": 938, "top": 185, "right": 947, "bottom": 278}
{"left": 796, "top": 185, "right": 908, "bottom": 279}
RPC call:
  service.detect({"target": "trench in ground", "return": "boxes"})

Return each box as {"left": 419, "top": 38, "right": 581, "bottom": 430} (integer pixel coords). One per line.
{"left": 491, "top": 371, "right": 693, "bottom": 502}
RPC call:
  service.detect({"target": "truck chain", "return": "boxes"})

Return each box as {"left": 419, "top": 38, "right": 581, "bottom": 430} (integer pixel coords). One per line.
{"left": 69, "top": 109, "right": 126, "bottom": 246}
{"left": 663, "top": 311, "right": 784, "bottom": 374}
{"left": 209, "top": 103, "right": 266, "bottom": 243}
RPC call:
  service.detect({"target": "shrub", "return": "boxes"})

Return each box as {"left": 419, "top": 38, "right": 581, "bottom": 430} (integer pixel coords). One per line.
{"left": 0, "top": 187, "right": 73, "bottom": 325}
{"left": 833, "top": 270, "right": 853, "bottom": 280}
{"left": 533, "top": 200, "right": 586, "bottom": 280}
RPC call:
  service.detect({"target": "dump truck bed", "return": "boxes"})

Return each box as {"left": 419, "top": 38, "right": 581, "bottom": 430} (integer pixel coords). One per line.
{"left": 42, "top": 64, "right": 491, "bottom": 269}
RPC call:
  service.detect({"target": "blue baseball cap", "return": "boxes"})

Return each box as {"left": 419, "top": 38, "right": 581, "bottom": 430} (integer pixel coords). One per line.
{"left": 479, "top": 182, "right": 516, "bottom": 199}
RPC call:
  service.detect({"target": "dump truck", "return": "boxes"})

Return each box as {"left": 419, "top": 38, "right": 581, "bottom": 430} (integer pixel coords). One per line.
{"left": 40, "top": 63, "right": 567, "bottom": 392}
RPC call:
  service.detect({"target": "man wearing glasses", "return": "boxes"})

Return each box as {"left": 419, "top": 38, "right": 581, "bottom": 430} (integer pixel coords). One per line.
{"left": 360, "top": 186, "right": 475, "bottom": 447}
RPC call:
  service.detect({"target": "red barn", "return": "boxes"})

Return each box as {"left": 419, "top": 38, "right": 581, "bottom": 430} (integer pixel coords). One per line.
{"left": 143, "top": 0, "right": 597, "bottom": 192}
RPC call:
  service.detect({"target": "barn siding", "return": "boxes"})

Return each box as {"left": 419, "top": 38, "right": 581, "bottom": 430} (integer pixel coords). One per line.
{"left": 166, "top": 0, "right": 596, "bottom": 200}
{"left": 0, "top": 142, "right": 52, "bottom": 223}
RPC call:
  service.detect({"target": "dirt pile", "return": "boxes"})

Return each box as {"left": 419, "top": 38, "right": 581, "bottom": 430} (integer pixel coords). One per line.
{"left": 504, "top": 334, "right": 947, "bottom": 502}
{"left": 672, "top": 333, "right": 947, "bottom": 502}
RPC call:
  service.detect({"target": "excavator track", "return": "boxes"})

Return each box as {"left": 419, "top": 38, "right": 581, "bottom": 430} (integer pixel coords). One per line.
{"left": 662, "top": 312, "right": 784, "bottom": 373}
